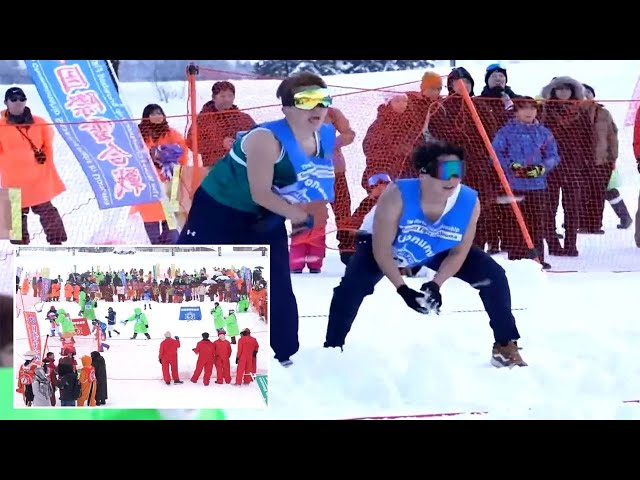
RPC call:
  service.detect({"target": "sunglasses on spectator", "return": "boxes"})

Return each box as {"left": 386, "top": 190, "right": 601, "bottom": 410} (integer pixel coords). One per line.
{"left": 8, "top": 96, "right": 26, "bottom": 102}
{"left": 293, "top": 88, "right": 332, "bottom": 110}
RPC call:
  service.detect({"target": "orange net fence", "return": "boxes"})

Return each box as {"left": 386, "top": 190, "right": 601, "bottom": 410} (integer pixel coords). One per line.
{"left": 190, "top": 66, "right": 640, "bottom": 273}
{"left": 0, "top": 64, "right": 638, "bottom": 279}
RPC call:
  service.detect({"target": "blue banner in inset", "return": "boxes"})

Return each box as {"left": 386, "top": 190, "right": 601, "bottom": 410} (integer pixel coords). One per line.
{"left": 24, "top": 60, "right": 163, "bottom": 209}
{"left": 179, "top": 306, "right": 202, "bottom": 321}
{"left": 41, "top": 278, "right": 51, "bottom": 302}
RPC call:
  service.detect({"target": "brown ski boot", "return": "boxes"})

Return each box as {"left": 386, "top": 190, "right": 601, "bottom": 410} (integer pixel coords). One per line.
{"left": 491, "top": 341, "right": 528, "bottom": 368}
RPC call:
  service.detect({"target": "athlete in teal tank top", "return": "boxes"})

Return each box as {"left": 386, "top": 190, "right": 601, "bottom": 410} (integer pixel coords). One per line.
{"left": 177, "top": 72, "right": 336, "bottom": 369}
{"left": 200, "top": 129, "right": 299, "bottom": 214}
{"left": 325, "top": 140, "right": 527, "bottom": 369}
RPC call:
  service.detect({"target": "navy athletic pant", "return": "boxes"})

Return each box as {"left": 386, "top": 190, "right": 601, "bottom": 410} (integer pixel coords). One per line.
{"left": 325, "top": 234, "right": 520, "bottom": 348}
{"left": 177, "top": 187, "right": 299, "bottom": 362}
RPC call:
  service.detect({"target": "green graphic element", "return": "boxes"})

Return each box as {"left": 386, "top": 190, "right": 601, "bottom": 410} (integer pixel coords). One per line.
{"left": 1, "top": 368, "right": 226, "bottom": 420}
{"left": 256, "top": 374, "right": 268, "bottom": 406}
{"left": 9, "top": 188, "right": 21, "bottom": 241}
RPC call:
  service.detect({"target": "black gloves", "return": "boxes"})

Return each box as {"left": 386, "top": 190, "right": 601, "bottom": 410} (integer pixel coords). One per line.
{"left": 174, "top": 336, "right": 179, "bottom": 340}
{"left": 158, "top": 358, "right": 162, "bottom": 364}
{"left": 252, "top": 351, "right": 257, "bottom": 357}
{"left": 235, "top": 357, "right": 239, "bottom": 365}
{"left": 397, "top": 282, "right": 442, "bottom": 314}
{"left": 396, "top": 285, "right": 429, "bottom": 314}
{"left": 420, "top": 281, "right": 442, "bottom": 313}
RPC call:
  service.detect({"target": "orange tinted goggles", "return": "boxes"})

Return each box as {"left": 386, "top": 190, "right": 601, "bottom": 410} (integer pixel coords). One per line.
{"left": 293, "top": 88, "right": 333, "bottom": 110}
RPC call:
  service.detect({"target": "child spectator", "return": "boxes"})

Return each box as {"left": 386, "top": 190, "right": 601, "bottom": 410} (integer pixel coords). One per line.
{"left": 492, "top": 96, "right": 560, "bottom": 269}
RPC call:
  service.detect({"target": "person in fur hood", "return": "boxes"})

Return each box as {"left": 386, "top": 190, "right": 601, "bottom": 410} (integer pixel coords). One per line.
{"left": 539, "top": 75, "right": 596, "bottom": 256}
{"left": 541, "top": 76, "right": 585, "bottom": 101}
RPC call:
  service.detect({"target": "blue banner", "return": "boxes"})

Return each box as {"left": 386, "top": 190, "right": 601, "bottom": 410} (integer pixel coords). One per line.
{"left": 24, "top": 60, "right": 164, "bottom": 209}
{"left": 244, "top": 267, "right": 252, "bottom": 289}
{"left": 41, "top": 278, "right": 51, "bottom": 302}
{"left": 179, "top": 306, "right": 202, "bottom": 321}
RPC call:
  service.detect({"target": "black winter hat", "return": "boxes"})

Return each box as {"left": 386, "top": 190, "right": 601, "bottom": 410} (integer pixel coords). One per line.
{"left": 485, "top": 63, "right": 508, "bottom": 86}
{"left": 4, "top": 87, "right": 26, "bottom": 101}
{"left": 447, "top": 67, "right": 475, "bottom": 95}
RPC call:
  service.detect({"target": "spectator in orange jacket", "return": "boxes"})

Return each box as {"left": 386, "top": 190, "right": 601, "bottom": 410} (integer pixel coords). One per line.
{"left": 187, "top": 81, "right": 256, "bottom": 173}
{"left": 76, "top": 355, "right": 97, "bottom": 407}
{"left": 51, "top": 281, "right": 60, "bottom": 301}
{"left": 190, "top": 332, "right": 216, "bottom": 385}
{"left": 235, "top": 328, "right": 259, "bottom": 385}
{"left": 0, "top": 87, "right": 67, "bottom": 245}
{"left": 131, "top": 104, "right": 189, "bottom": 243}
{"left": 159, "top": 331, "right": 183, "bottom": 385}
{"left": 213, "top": 329, "right": 232, "bottom": 384}
{"left": 339, "top": 72, "right": 443, "bottom": 265}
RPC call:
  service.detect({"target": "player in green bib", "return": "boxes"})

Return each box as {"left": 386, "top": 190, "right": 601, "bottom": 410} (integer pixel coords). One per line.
{"left": 177, "top": 72, "right": 337, "bottom": 368}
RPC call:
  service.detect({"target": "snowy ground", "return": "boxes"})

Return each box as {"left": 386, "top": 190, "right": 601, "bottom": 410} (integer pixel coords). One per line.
{"left": 223, "top": 250, "right": 640, "bottom": 420}
{"left": 13, "top": 248, "right": 269, "bottom": 409}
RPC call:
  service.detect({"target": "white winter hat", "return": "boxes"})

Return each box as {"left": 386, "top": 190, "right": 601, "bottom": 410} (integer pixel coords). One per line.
{"left": 23, "top": 350, "right": 37, "bottom": 359}
{"left": 164, "top": 331, "right": 171, "bottom": 338}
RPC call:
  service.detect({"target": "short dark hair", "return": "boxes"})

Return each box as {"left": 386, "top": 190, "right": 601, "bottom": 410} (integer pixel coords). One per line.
{"left": 276, "top": 72, "right": 327, "bottom": 107}
{"left": 412, "top": 140, "right": 464, "bottom": 174}
{"left": 512, "top": 95, "right": 538, "bottom": 111}
{"left": 212, "top": 81, "right": 235, "bottom": 96}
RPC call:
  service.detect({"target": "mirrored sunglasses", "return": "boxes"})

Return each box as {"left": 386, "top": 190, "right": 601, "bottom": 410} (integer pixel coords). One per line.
{"left": 436, "top": 160, "right": 464, "bottom": 181}
{"left": 293, "top": 88, "right": 332, "bottom": 110}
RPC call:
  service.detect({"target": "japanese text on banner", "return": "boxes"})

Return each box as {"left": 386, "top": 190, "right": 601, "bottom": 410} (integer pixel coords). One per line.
{"left": 24, "top": 60, "right": 163, "bottom": 209}
{"left": 23, "top": 311, "right": 42, "bottom": 361}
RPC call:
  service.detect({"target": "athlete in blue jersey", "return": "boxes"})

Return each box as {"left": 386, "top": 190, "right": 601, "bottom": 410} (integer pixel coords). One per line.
{"left": 325, "top": 141, "right": 526, "bottom": 368}
{"left": 177, "top": 72, "right": 337, "bottom": 368}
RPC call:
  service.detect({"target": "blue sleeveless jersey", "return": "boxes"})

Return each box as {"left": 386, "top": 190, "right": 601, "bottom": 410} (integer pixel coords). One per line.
{"left": 392, "top": 180, "right": 478, "bottom": 268}
{"left": 261, "top": 119, "right": 336, "bottom": 204}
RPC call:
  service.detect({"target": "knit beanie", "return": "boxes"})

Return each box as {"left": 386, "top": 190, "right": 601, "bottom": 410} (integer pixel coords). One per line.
{"left": 485, "top": 63, "right": 508, "bottom": 86}
{"left": 420, "top": 71, "right": 443, "bottom": 92}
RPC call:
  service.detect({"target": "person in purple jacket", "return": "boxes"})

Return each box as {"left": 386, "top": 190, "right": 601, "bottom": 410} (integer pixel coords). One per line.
{"left": 492, "top": 96, "right": 560, "bottom": 269}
